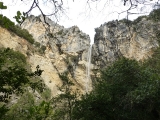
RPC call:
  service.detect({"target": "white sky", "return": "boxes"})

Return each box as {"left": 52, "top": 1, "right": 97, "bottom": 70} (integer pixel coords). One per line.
{"left": 0, "top": 0, "right": 158, "bottom": 44}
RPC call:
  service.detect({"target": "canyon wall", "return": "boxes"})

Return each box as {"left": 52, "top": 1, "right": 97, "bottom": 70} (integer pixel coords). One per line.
{"left": 0, "top": 15, "right": 92, "bottom": 96}
{"left": 0, "top": 15, "right": 160, "bottom": 96}
{"left": 92, "top": 17, "right": 160, "bottom": 69}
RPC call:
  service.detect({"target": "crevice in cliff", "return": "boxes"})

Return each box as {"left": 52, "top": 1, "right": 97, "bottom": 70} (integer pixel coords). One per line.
{"left": 56, "top": 43, "right": 63, "bottom": 55}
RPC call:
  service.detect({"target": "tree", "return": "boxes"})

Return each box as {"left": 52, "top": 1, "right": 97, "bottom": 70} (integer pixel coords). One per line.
{"left": 72, "top": 58, "right": 160, "bottom": 120}
{"left": 0, "top": 48, "right": 29, "bottom": 102}
{"left": 0, "top": 48, "right": 45, "bottom": 119}
{"left": 51, "top": 72, "right": 80, "bottom": 120}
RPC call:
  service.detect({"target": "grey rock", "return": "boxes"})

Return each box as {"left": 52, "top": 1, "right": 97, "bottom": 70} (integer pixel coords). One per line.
{"left": 92, "top": 19, "right": 159, "bottom": 68}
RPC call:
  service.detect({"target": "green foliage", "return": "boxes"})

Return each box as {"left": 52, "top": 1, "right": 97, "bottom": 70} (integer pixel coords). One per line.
{"left": 57, "top": 29, "right": 63, "bottom": 35}
{"left": 0, "top": 2, "right": 31, "bottom": 44}
{"left": 143, "top": 33, "right": 160, "bottom": 73}
{"left": 2, "top": 91, "right": 53, "bottom": 120}
{"left": 0, "top": 48, "right": 45, "bottom": 102}
{"left": 52, "top": 72, "right": 79, "bottom": 120}
{"left": 14, "top": 11, "right": 26, "bottom": 24}
{"left": 0, "top": 15, "right": 15, "bottom": 28}
{"left": 41, "top": 45, "right": 46, "bottom": 53}
{"left": 9, "top": 25, "right": 34, "bottom": 44}
{"left": 41, "top": 88, "right": 51, "bottom": 101}
{"left": 26, "top": 100, "right": 53, "bottom": 120}
{"left": 0, "top": 48, "right": 29, "bottom": 102}
{"left": 72, "top": 58, "right": 160, "bottom": 120}
{"left": 3, "top": 92, "right": 35, "bottom": 120}
{"left": 34, "top": 42, "right": 41, "bottom": 48}
{"left": 149, "top": 8, "right": 160, "bottom": 22}
{"left": 38, "top": 45, "right": 46, "bottom": 54}
{"left": 21, "top": 100, "right": 53, "bottom": 120}
{"left": 0, "top": 104, "right": 8, "bottom": 119}
{"left": 64, "top": 56, "right": 76, "bottom": 78}
{"left": 0, "top": 48, "right": 47, "bottom": 119}
{"left": 0, "top": 15, "right": 34, "bottom": 44}
{"left": 0, "top": 2, "right": 7, "bottom": 9}
{"left": 0, "top": 2, "right": 31, "bottom": 43}
{"left": 34, "top": 42, "right": 47, "bottom": 55}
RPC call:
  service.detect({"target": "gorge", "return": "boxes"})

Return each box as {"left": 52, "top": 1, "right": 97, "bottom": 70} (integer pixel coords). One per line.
{"left": 0, "top": 12, "right": 160, "bottom": 96}
{"left": 1, "top": 3, "right": 160, "bottom": 118}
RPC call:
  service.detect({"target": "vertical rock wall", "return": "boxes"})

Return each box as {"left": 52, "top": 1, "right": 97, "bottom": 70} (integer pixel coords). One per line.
{"left": 21, "top": 15, "right": 92, "bottom": 95}
{"left": 92, "top": 18, "right": 160, "bottom": 69}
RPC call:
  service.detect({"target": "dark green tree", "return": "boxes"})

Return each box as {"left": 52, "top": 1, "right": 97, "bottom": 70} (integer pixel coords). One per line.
{"left": 0, "top": 48, "right": 29, "bottom": 102}
{"left": 72, "top": 58, "right": 160, "bottom": 120}
{"left": 0, "top": 48, "right": 45, "bottom": 119}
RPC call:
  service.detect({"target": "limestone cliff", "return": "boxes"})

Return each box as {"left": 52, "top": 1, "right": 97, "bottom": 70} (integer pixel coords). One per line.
{"left": 92, "top": 17, "right": 160, "bottom": 69}
{"left": 0, "top": 15, "right": 92, "bottom": 96}
{"left": 1, "top": 14, "right": 160, "bottom": 96}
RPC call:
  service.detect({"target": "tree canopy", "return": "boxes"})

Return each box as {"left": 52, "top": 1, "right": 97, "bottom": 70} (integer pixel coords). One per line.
{"left": 72, "top": 58, "right": 160, "bottom": 120}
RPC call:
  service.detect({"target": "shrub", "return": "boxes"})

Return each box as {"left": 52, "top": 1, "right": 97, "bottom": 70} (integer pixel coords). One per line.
{"left": 34, "top": 42, "right": 40, "bottom": 48}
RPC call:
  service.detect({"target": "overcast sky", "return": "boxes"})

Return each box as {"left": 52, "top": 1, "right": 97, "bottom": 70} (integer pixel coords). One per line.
{"left": 0, "top": 0, "right": 158, "bottom": 44}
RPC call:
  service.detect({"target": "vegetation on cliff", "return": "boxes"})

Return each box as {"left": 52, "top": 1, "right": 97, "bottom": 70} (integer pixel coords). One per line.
{"left": 2, "top": 53, "right": 160, "bottom": 120}
{"left": 0, "top": 48, "right": 46, "bottom": 119}
{"left": 0, "top": 15, "right": 34, "bottom": 44}
{"left": 72, "top": 58, "right": 160, "bottom": 120}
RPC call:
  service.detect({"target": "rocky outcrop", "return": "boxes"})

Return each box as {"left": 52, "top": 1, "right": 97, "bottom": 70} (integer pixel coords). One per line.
{"left": 92, "top": 17, "right": 160, "bottom": 68}
{"left": 0, "top": 15, "right": 92, "bottom": 96}
{"left": 21, "top": 15, "right": 92, "bottom": 95}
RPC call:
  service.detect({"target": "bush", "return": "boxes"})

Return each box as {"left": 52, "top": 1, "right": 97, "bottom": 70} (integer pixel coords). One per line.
{"left": 34, "top": 42, "right": 41, "bottom": 48}
{"left": 9, "top": 25, "right": 34, "bottom": 44}
{"left": 38, "top": 45, "right": 46, "bottom": 54}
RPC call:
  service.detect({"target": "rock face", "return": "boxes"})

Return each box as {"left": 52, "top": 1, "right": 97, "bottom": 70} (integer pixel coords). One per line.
{"left": 22, "top": 15, "right": 93, "bottom": 95}
{"left": 92, "top": 18, "right": 160, "bottom": 68}
{"left": 0, "top": 15, "right": 92, "bottom": 96}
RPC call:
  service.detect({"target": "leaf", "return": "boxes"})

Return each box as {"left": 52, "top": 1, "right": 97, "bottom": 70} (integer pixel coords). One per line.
{"left": 23, "top": 12, "right": 26, "bottom": 16}
{"left": 0, "top": 14, "right": 3, "bottom": 19}
{"left": 2, "top": 6, "right": 7, "bottom": 9}
{"left": 22, "top": 16, "right": 25, "bottom": 21}
{"left": 0, "top": 2, "right": 3, "bottom": 9}
{"left": 0, "top": 2, "right": 7, "bottom": 9}
{"left": 17, "top": 11, "right": 22, "bottom": 16}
